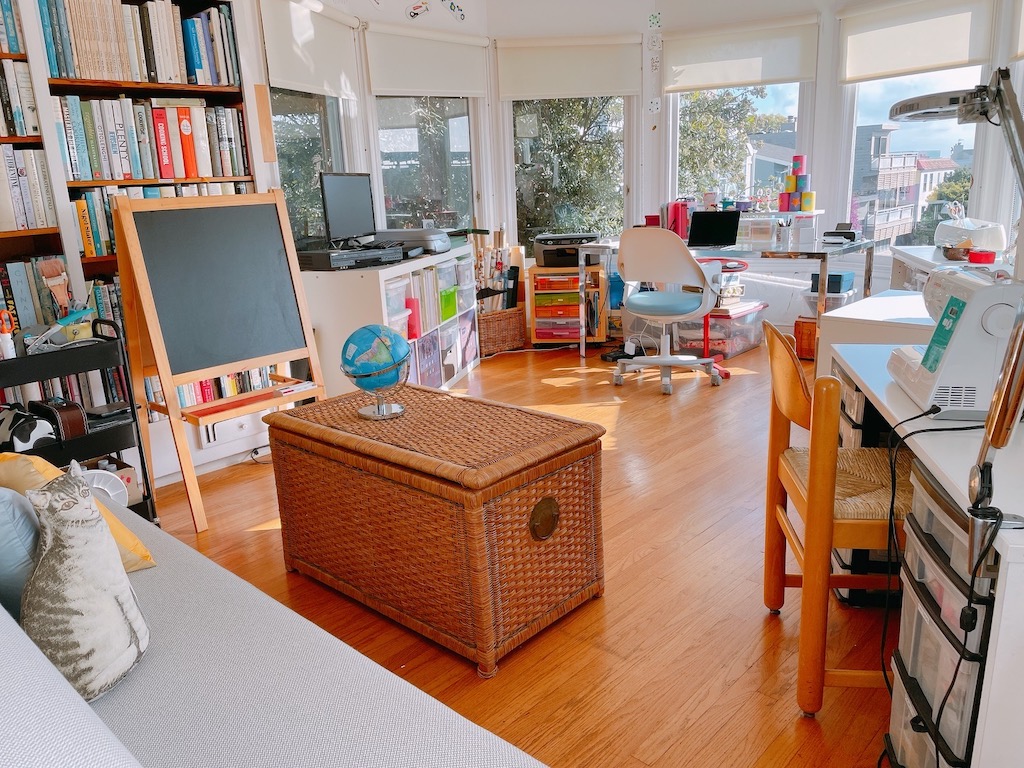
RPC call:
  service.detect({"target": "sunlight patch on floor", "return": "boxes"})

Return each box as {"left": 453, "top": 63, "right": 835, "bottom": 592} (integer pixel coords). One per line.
{"left": 248, "top": 518, "right": 282, "bottom": 532}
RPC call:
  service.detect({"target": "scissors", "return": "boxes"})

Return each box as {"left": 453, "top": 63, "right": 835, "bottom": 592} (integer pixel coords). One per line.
{"left": 0, "top": 309, "right": 13, "bottom": 335}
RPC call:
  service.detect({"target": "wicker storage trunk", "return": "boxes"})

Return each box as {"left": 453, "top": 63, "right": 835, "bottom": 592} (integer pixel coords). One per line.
{"left": 263, "top": 386, "right": 605, "bottom": 677}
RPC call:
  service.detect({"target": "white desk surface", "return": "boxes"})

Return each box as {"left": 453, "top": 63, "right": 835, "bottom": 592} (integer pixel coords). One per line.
{"left": 820, "top": 289, "right": 931, "bottom": 326}
{"left": 831, "top": 342, "right": 1024, "bottom": 767}
{"left": 891, "top": 245, "right": 1007, "bottom": 273}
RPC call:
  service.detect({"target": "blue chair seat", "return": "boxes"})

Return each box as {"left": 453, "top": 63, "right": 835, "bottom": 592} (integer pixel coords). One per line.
{"left": 624, "top": 290, "right": 703, "bottom": 317}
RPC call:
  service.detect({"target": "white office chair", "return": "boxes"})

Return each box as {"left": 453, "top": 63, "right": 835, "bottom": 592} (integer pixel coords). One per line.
{"left": 612, "top": 227, "right": 724, "bottom": 393}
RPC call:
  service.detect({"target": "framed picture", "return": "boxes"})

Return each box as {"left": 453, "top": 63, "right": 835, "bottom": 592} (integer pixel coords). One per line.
{"left": 416, "top": 329, "right": 442, "bottom": 388}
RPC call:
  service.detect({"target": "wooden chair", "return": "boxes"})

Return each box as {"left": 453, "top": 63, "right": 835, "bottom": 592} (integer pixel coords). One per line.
{"left": 762, "top": 320, "right": 913, "bottom": 716}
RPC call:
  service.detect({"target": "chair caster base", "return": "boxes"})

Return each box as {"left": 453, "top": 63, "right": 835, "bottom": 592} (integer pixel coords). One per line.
{"left": 768, "top": 609, "right": 781, "bottom": 615}
{"left": 661, "top": 382, "right": 672, "bottom": 395}
{"left": 800, "top": 711, "right": 817, "bottom": 719}
{"left": 612, "top": 373, "right": 624, "bottom": 386}
{"left": 711, "top": 374, "right": 722, "bottom": 386}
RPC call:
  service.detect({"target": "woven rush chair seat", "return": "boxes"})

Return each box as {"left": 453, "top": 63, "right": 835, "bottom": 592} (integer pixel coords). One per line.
{"left": 782, "top": 447, "right": 913, "bottom": 521}
{"left": 763, "top": 320, "right": 913, "bottom": 716}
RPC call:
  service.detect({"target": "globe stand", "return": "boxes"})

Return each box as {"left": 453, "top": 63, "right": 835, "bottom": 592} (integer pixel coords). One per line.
{"left": 358, "top": 396, "right": 405, "bottom": 421}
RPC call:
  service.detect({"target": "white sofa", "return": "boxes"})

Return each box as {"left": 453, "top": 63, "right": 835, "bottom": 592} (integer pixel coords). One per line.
{"left": 1, "top": 498, "right": 544, "bottom": 768}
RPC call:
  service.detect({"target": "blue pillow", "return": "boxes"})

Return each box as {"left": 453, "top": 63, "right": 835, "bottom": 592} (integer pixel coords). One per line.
{"left": 0, "top": 487, "right": 39, "bottom": 621}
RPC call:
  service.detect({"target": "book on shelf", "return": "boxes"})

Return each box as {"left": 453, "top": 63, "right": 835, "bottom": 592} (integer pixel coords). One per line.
{"left": 0, "top": 147, "right": 55, "bottom": 231}
{"left": 0, "top": 60, "right": 39, "bottom": 138}
{"left": 0, "top": 0, "right": 23, "bottom": 55}
{"left": 36, "top": 0, "right": 241, "bottom": 86}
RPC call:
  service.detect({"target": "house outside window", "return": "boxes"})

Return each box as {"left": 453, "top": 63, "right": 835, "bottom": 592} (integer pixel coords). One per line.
{"left": 850, "top": 67, "right": 980, "bottom": 247}
{"left": 269, "top": 88, "right": 344, "bottom": 245}
{"left": 376, "top": 96, "right": 473, "bottom": 231}
{"left": 677, "top": 83, "right": 800, "bottom": 209}
{"left": 512, "top": 97, "right": 625, "bottom": 248}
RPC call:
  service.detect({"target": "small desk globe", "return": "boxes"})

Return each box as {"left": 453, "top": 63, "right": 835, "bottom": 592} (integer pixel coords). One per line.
{"left": 341, "top": 324, "right": 411, "bottom": 420}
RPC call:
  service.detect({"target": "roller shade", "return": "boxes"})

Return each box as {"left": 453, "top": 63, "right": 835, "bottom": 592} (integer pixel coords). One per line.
{"left": 496, "top": 37, "right": 641, "bottom": 100}
{"left": 840, "top": 0, "right": 993, "bottom": 83}
{"left": 365, "top": 28, "right": 488, "bottom": 97}
{"left": 260, "top": 0, "right": 359, "bottom": 99}
{"left": 662, "top": 21, "right": 818, "bottom": 93}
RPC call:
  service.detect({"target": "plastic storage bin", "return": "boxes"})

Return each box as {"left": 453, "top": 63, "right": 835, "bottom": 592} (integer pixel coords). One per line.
{"left": 456, "top": 285, "right": 476, "bottom": 313}
{"left": 535, "top": 276, "right": 579, "bottom": 291}
{"left": 437, "top": 260, "right": 458, "bottom": 291}
{"left": 903, "top": 518, "right": 989, "bottom": 654}
{"left": 910, "top": 468, "right": 993, "bottom": 594}
{"left": 534, "top": 292, "right": 578, "bottom": 307}
{"left": 888, "top": 669, "right": 958, "bottom": 768}
{"left": 535, "top": 303, "right": 580, "bottom": 318}
{"left": 439, "top": 286, "right": 458, "bottom": 321}
{"left": 673, "top": 301, "right": 767, "bottom": 359}
{"left": 897, "top": 571, "right": 981, "bottom": 759}
{"left": 810, "top": 271, "right": 855, "bottom": 293}
{"left": 535, "top": 318, "right": 581, "bottom": 340}
{"left": 804, "top": 288, "right": 856, "bottom": 315}
{"left": 385, "top": 277, "right": 410, "bottom": 319}
{"left": 455, "top": 258, "right": 475, "bottom": 287}
{"left": 388, "top": 308, "right": 412, "bottom": 340}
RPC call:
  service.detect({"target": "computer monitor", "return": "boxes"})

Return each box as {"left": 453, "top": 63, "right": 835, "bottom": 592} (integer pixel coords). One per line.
{"left": 686, "top": 210, "right": 741, "bottom": 248}
{"left": 320, "top": 172, "right": 376, "bottom": 245}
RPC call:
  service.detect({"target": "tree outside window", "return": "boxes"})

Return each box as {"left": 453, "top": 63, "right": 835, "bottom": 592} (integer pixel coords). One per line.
{"left": 512, "top": 97, "right": 624, "bottom": 248}
{"left": 677, "top": 84, "right": 798, "bottom": 209}
{"left": 377, "top": 96, "right": 473, "bottom": 230}
{"left": 269, "top": 88, "right": 343, "bottom": 244}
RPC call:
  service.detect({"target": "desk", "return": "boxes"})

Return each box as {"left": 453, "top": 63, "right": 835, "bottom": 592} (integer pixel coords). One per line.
{"left": 832, "top": 343, "right": 1024, "bottom": 767}
{"left": 891, "top": 245, "right": 1008, "bottom": 291}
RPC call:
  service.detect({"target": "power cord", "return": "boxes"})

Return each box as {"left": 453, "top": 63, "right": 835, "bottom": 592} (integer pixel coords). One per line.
{"left": 249, "top": 446, "right": 273, "bottom": 465}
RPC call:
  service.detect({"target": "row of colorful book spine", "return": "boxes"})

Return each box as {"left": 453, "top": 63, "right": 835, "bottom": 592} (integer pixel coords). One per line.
{"left": 140, "top": 366, "right": 274, "bottom": 423}
{"left": 1, "top": 364, "right": 127, "bottom": 413}
{"left": 37, "top": 0, "right": 241, "bottom": 87}
{"left": 54, "top": 95, "right": 249, "bottom": 184}
{"left": 0, "top": 0, "right": 24, "bottom": 54}
{"left": 74, "top": 178, "right": 253, "bottom": 258}
{"left": 0, "top": 57, "right": 37, "bottom": 137}
{"left": 0, "top": 146, "right": 57, "bottom": 232}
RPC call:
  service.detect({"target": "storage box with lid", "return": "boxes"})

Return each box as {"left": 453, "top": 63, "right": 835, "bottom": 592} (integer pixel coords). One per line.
{"left": 672, "top": 301, "right": 767, "bottom": 359}
{"left": 436, "top": 260, "right": 458, "bottom": 291}
{"left": 384, "top": 277, "right": 410, "bottom": 319}
{"left": 439, "top": 286, "right": 458, "bottom": 321}
{"left": 263, "top": 387, "right": 605, "bottom": 677}
{"left": 535, "top": 318, "right": 581, "bottom": 340}
{"left": 455, "top": 257, "right": 475, "bottom": 287}
{"left": 387, "top": 307, "right": 412, "bottom": 339}
{"left": 887, "top": 665, "right": 959, "bottom": 768}
{"left": 456, "top": 285, "right": 475, "bottom": 313}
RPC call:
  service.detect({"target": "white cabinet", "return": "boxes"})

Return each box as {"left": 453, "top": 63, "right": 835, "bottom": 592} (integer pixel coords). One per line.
{"left": 301, "top": 244, "right": 479, "bottom": 397}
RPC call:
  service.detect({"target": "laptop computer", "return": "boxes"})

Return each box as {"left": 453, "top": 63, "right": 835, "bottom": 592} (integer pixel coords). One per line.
{"left": 686, "top": 210, "right": 742, "bottom": 249}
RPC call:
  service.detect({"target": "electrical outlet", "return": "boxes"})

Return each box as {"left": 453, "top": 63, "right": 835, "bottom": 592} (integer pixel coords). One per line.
{"left": 648, "top": 12, "right": 661, "bottom": 29}
{"left": 650, "top": 55, "right": 661, "bottom": 74}
{"left": 648, "top": 99, "right": 662, "bottom": 114}
{"left": 647, "top": 32, "right": 662, "bottom": 51}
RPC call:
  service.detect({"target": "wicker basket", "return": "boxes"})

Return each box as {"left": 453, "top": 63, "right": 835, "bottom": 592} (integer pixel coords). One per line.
{"left": 478, "top": 306, "right": 526, "bottom": 356}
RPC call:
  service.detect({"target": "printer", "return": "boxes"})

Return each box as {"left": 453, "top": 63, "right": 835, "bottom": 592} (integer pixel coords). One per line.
{"left": 375, "top": 228, "right": 451, "bottom": 254}
{"left": 533, "top": 232, "right": 600, "bottom": 267}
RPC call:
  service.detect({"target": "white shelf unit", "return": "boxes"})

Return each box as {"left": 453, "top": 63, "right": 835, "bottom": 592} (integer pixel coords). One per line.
{"left": 301, "top": 244, "right": 479, "bottom": 397}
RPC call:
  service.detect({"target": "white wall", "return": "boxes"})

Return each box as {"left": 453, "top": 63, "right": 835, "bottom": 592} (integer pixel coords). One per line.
{"left": 325, "top": 0, "right": 489, "bottom": 36}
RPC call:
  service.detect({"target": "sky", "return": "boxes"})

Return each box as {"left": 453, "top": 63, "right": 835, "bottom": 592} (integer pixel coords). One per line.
{"left": 752, "top": 66, "right": 985, "bottom": 157}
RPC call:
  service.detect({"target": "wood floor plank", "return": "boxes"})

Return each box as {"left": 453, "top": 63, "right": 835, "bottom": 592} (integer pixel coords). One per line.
{"left": 151, "top": 344, "right": 897, "bottom": 767}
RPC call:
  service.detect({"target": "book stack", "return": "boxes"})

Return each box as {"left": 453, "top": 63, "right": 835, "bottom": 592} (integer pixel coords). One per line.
{"left": 409, "top": 268, "right": 440, "bottom": 335}
{"left": 0, "top": 254, "right": 72, "bottom": 332}
{"left": 0, "top": 57, "right": 38, "bottom": 137}
{"left": 53, "top": 96, "right": 249, "bottom": 184}
{"left": 0, "top": 146, "right": 57, "bottom": 231}
{"left": 37, "top": 0, "right": 241, "bottom": 86}
{"left": 0, "top": 0, "right": 24, "bottom": 55}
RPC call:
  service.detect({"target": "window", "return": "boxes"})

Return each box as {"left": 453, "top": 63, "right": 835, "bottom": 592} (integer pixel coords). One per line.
{"left": 270, "top": 88, "right": 344, "bottom": 244}
{"left": 676, "top": 83, "right": 800, "bottom": 209}
{"left": 512, "top": 97, "right": 624, "bottom": 247}
{"left": 376, "top": 96, "right": 473, "bottom": 231}
{"left": 850, "top": 66, "right": 981, "bottom": 248}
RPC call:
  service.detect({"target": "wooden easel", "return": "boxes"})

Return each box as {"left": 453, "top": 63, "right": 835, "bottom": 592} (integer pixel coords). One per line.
{"left": 112, "top": 190, "right": 325, "bottom": 532}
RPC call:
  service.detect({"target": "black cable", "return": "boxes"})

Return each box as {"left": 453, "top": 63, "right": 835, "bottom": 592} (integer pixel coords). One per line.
{"left": 875, "top": 405, "right": 945, "bottom": 695}
{"left": 933, "top": 507, "right": 1001, "bottom": 768}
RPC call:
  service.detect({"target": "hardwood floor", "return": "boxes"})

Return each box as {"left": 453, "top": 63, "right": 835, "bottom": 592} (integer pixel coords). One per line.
{"left": 153, "top": 344, "right": 898, "bottom": 767}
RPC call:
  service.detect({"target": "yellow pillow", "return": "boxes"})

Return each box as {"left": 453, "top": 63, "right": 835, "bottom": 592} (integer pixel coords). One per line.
{"left": 0, "top": 453, "right": 156, "bottom": 573}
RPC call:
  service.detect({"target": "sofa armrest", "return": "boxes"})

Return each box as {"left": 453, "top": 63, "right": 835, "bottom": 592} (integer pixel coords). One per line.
{"left": 0, "top": 609, "right": 142, "bottom": 768}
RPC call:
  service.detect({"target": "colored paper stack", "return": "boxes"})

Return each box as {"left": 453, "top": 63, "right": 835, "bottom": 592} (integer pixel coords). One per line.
{"left": 778, "top": 155, "right": 816, "bottom": 212}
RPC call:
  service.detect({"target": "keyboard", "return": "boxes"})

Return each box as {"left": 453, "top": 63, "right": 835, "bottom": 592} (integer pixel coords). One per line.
{"left": 362, "top": 239, "right": 403, "bottom": 250}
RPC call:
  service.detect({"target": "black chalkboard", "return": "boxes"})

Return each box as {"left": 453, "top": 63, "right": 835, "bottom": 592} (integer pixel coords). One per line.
{"left": 131, "top": 202, "right": 307, "bottom": 375}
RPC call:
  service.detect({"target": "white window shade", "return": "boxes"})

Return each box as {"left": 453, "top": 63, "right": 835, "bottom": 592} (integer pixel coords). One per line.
{"left": 662, "top": 21, "right": 818, "bottom": 93}
{"left": 260, "top": 0, "right": 359, "bottom": 100}
{"left": 1014, "top": 0, "right": 1024, "bottom": 60}
{"left": 496, "top": 38, "right": 641, "bottom": 100}
{"left": 365, "top": 29, "right": 488, "bottom": 97}
{"left": 840, "top": 0, "right": 993, "bottom": 83}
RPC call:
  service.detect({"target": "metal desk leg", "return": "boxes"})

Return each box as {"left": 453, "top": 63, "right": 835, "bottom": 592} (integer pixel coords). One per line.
{"left": 864, "top": 242, "right": 874, "bottom": 298}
